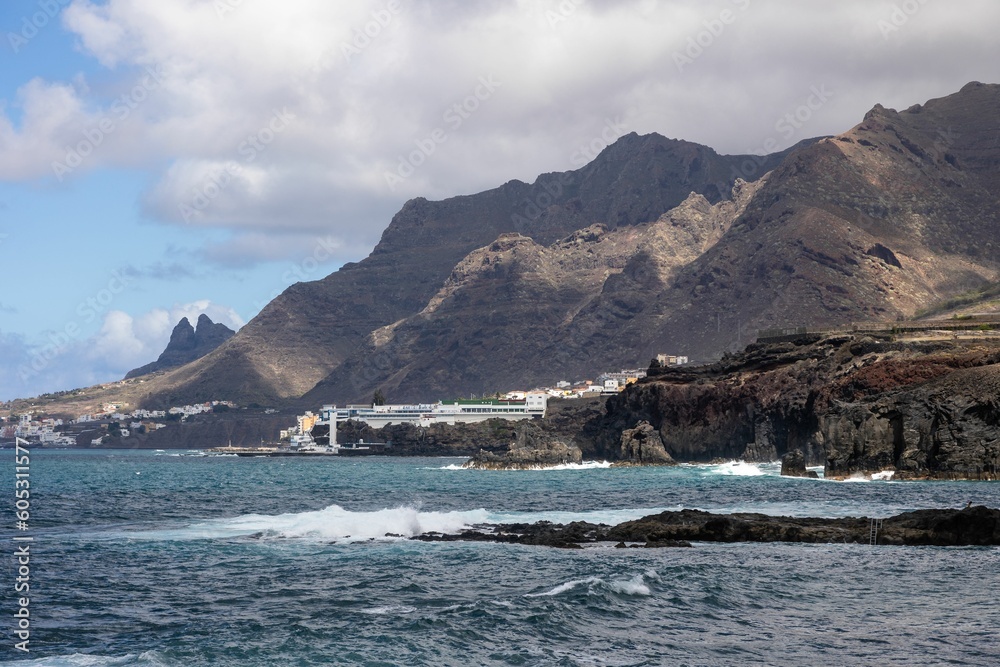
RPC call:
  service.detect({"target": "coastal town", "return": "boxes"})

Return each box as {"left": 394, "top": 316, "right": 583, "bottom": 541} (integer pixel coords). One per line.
{"left": 1, "top": 400, "right": 238, "bottom": 448}
{"left": 1, "top": 356, "right": 690, "bottom": 449}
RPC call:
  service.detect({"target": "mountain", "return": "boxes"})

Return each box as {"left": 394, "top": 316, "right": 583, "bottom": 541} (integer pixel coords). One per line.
{"left": 124, "top": 314, "right": 235, "bottom": 379}
{"left": 127, "top": 135, "right": 802, "bottom": 407}
{"left": 302, "top": 178, "right": 765, "bottom": 403}
{"left": 87, "top": 82, "right": 1000, "bottom": 409}
{"left": 299, "top": 84, "right": 999, "bottom": 404}
{"left": 612, "top": 81, "right": 1000, "bottom": 364}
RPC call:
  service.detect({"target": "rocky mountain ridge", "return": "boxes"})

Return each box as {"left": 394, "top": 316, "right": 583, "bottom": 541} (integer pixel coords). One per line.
{"left": 302, "top": 83, "right": 998, "bottom": 405}
{"left": 13, "top": 83, "right": 999, "bottom": 411}
{"left": 302, "top": 177, "right": 766, "bottom": 404}
{"left": 125, "top": 314, "right": 234, "bottom": 379}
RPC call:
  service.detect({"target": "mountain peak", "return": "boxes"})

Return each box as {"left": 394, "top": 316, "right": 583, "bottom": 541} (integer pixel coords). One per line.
{"left": 124, "top": 315, "right": 235, "bottom": 380}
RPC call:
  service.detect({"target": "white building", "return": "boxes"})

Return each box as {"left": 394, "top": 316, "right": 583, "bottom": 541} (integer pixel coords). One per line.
{"left": 318, "top": 393, "right": 548, "bottom": 429}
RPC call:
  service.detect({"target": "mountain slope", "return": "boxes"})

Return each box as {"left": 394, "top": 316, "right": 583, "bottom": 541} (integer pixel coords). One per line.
{"left": 134, "top": 135, "right": 799, "bottom": 407}
{"left": 303, "top": 178, "right": 765, "bottom": 403}
{"left": 28, "top": 83, "right": 997, "bottom": 411}
{"left": 618, "top": 82, "right": 1000, "bottom": 362}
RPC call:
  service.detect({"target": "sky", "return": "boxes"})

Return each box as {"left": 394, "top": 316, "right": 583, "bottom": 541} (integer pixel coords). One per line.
{"left": 0, "top": 0, "right": 998, "bottom": 402}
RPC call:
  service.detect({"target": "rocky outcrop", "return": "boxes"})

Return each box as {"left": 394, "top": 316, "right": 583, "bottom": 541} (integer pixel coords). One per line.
{"left": 820, "top": 362, "right": 1000, "bottom": 480}
{"left": 414, "top": 506, "right": 1000, "bottom": 548}
{"left": 618, "top": 420, "right": 675, "bottom": 465}
{"left": 464, "top": 422, "right": 582, "bottom": 469}
{"left": 606, "top": 506, "right": 1000, "bottom": 546}
{"left": 780, "top": 449, "right": 818, "bottom": 478}
{"left": 592, "top": 335, "right": 1000, "bottom": 478}
{"left": 125, "top": 315, "right": 235, "bottom": 379}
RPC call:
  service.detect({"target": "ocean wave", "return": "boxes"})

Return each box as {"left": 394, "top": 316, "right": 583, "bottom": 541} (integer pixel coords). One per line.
{"left": 486, "top": 507, "right": 674, "bottom": 526}
{"left": 439, "top": 460, "right": 612, "bottom": 471}
{"left": 686, "top": 460, "right": 779, "bottom": 477}
{"left": 526, "top": 573, "right": 652, "bottom": 598}
{"left": 9, "top": 652, "right": 170, "bottom": 667}
{"left": 359, "top": 604, "right": 417, "bottom": 615}
{"left": 117, "top": 505, "right": 490, "bottom": 543}
{"left": 841, "top": 470, "right": 897, "bottom": 483}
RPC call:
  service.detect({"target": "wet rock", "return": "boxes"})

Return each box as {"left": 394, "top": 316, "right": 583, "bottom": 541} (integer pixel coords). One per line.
{"left": 463, "top": 422, "right": 583, "bottom": 469}
{"left": 781, "top": 449, "right": 818, "bottom": 478}
{"left": 594, "top": 335, "right": 1000, "bottom": 479}
{"left": 413, "top": 506, "right": 1000, "bottom": 548}
{"left": 618, "top": 420, "right": 676, "bottom": 465}
{"left": 605, "top": 507, "right": 1000, "bottom": 546}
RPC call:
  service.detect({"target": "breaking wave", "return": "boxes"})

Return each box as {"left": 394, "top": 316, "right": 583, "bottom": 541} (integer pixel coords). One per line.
{"left": 9, "top": 653, "right": 171, "bottom": 667}
{"left": 689, "top": 461, "right": 779, "bottom": 477}
{"left": 117, "top": 505, "right": 490, "bottom": 543}
{"left": 439, "top": 460, "right": 612, "bottom": 470}
{"left": 486, "top": 507, "right": 673, "bottom": 525}
{"left": 526, "top": 572, "right": 653, "bottom": 598}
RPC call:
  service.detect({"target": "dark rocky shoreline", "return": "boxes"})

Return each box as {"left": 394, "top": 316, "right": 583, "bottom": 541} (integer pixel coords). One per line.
{"left": 414, "top": 506, "right": 1000, "bottom": 549}
{"left": 341, "top": 335, "right": 1000, "bottom": 480}
{"left": 66, "top": 335, "right": 1000, "bottom": 483}
{"left": 591, "top": 335, "right": 1000, "bottom": 480}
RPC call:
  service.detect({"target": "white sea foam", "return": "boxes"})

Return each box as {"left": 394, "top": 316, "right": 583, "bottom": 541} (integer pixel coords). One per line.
{"left": 526, "top": 573, "right": 652, "bottom": 598}
{"left": 486, "top": 507, "right": 675, "bottom": 526}
{"left": 439, "top": 460, "right": 612, "bottom": 471}
{"left": 607, "top": 574, "right": 652, "bottom": 596}
{"left": 535, "top": 461, "right": 612, "bottom": 471}
{"left": 526, "top": 576, "right": 601, "bottom": 597}
{"left": 360, "top": 604, "right": 417, "bottom": 615}
{"left": 119, "top": 505, "right": 490, "bottom": 543}
{"left": 12, "top": 653, "right": 169, "bottom": 667}
{"left": 840, "top": 470, "right": 897, "bottom": 482}
{"left": 690, "top": 460, "right": 773, "bottom": 476}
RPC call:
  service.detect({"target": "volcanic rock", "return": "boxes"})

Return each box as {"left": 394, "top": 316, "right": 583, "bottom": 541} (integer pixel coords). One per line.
{"left": 780, "top": 449, "right": 818, "bottom": 478}
{"left": 464, "top": 421, "right": 583, "bottom": 469}
{"left": 618, "top": 420, "right": 675, "bottom": 465}
{"left": 125, "top": 315, "right": 235, "bottom": 379}
{"left": 592, "top": 334, "right": 1000, "bottom": 479}
{"left": 414, "top": 506, "right": 1000, "bottom": 548}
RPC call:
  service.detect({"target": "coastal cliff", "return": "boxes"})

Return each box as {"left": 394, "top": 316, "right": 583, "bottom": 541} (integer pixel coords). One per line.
{"left": 592, "top": 334, "right": 1000, "bottom": 479}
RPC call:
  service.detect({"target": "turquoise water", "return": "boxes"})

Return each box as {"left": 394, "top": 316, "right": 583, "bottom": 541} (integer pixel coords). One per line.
{"left": 3, "top": 450, "right": 1000, "bottom": 665}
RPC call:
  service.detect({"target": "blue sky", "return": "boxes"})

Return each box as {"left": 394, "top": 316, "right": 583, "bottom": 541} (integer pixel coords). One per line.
{"left": 1, "top": 0, "right": 998, "bottom": 401}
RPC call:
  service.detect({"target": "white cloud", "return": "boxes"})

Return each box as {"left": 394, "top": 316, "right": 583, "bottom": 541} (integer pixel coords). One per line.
{"left": 93, "top": 301, "right": 244, "bottom": 367}
{"left": 0, "top": 0, "right": 997, "bottom": 270}
{"left": 0, "top": 301, "right": 244, "bottom": 402}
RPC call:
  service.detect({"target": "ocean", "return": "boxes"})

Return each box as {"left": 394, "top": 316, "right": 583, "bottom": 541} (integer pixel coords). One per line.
{"left": 3, "top": 449, "right": 999, "bottom": 666}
